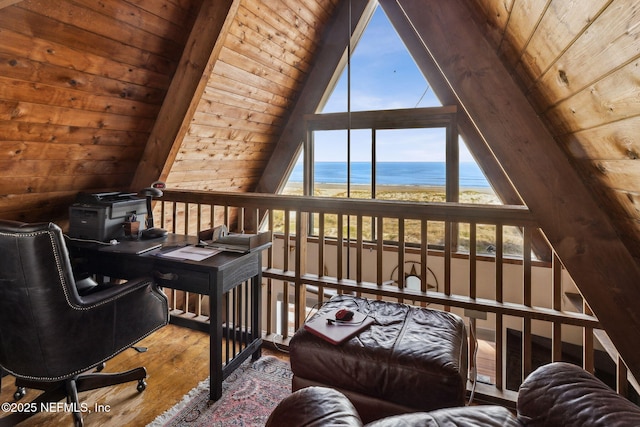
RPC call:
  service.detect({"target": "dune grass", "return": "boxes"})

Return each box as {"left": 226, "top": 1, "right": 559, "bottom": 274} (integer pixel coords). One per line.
{"left": 277, "top": 183, "right": 524, "bottom": 256}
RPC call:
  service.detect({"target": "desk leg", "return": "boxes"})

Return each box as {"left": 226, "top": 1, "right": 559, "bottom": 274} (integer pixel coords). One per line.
{"left": 210, "top": 271, "right": 224, "bottom": 401}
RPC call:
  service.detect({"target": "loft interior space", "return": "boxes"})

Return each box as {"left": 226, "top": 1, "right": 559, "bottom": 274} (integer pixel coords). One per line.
{"left": 2, "top": 0, "right": 640, "bottom": 425}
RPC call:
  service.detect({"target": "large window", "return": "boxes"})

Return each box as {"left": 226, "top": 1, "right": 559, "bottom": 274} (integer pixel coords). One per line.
{"left": 303, "top": 107, "right": 460, "bottom": 201}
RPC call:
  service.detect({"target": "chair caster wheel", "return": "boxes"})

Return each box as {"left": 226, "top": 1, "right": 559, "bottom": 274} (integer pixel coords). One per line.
{"left": 96, "top": 362, "right": 106, "bottom": 372}
{"left": 137, "top": 379, "right": 146, "bottom": 393}
{"left": 14, "top": 387, "right": 26, "bottom": 400}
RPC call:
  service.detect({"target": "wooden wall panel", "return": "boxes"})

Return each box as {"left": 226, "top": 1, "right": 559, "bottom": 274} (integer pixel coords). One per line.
{"left": 466, "top": 0, "right": 512, "bottom": 47}
{"left": 563, "top": 117, "right": 640, "bottom": 160}
{"left": 0, "top": 0, "right": 202, "bottom": 223}
{"left": 544, "top": 59, "right": 640, "bottom": 134}
{"left": 516, "top": 0, "right": 610, "bottom": 91}
{"left": 499, "top": 0, "right": 549, "bottom": 71}
{"left": 465, "top": 0, "right": 640, "bottom": 264}
{"left": 165, "top": 0, "right": 340, "bottom": 192}
{"left": 532, "top": 1, "right": 640, "bottom": 106}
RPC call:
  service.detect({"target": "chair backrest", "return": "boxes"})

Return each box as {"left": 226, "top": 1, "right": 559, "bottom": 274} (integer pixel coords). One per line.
{"left": 0, "top": 220, "right": 85, "bottom": 380}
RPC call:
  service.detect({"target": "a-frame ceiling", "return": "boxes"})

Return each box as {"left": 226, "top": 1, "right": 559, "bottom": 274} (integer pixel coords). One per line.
{"left": 2, "top": 0, "right": 640, "bottom": 379}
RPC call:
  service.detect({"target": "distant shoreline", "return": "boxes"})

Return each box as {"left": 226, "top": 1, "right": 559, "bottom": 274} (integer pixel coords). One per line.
{"left": 283, "top": 182, "right": 495, "bottom": 195}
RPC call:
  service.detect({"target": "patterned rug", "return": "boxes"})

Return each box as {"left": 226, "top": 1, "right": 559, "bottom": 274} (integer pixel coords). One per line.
{"left": 147, "top": 356, "right": 292, "bottom": 427}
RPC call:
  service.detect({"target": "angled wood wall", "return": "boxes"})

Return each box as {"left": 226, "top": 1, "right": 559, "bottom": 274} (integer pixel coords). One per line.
{"left": 164, "top": 0, "right": 340, "bottom": 193}
{"left": 0, "top": 0, "right": 202, "bottom": 223}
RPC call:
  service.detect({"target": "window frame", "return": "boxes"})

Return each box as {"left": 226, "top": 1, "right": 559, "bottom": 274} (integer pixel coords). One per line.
{"left": 303, "top": 105, "right": 459, "bottom": 202}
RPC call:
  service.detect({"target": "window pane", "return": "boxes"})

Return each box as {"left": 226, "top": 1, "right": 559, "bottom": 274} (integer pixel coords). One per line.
{"left": 313, "top": 129, "right": 373, "bottom": 198}
{"left": 376, "top": 128, "right": 446, "bottom": 202}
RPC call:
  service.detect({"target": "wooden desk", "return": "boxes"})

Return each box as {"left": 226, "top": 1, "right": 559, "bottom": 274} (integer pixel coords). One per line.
{"left": 70, "top": 234, "right": 266, "bottom": 401}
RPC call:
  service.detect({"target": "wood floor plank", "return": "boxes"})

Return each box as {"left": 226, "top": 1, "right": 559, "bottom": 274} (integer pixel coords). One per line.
{"left": 1, "top": 323, "right": 496, "bottom": 425}
{"left": 0, "top": 324, "right": 211, "bottom": 427}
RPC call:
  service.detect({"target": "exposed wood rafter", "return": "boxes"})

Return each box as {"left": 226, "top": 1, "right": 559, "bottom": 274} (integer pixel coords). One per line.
{"left": 0, "top": 0, "right": 20, "bottom": 10}
{"left": 130, "top": 0, "right": 240, "bottom": 191}
{"left": 391, "top": 0, "right": 640, "bottom": 380}
{"left": 380, "top": 0, "right": 551, "bottom": 261}
{"left": 255, "top": 0, "right": 376, "bottom": 194}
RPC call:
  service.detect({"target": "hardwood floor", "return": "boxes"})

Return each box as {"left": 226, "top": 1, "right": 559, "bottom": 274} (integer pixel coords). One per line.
{"left": 0, "top": 324, "right": 497, "bottom": 426}
{"left": 0, "top": 324, "right": 213, "bottom": 426}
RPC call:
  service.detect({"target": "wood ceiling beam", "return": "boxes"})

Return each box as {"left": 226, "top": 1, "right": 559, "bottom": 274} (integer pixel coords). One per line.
{"left": 380, "top": 0, "right": 519, "bottom": 206}
{"left": 0, "top": 0, "right": 21, "bottom": 9}
{"left": 380, "top": 0, "right": 551, "bottom": 262}
{"left": 255, "top": 0, "right": 377, "bottom": 194}
{"left": 390, "top": 0, "right": 640, "bottom": 379}
{"left": 130, "top": 0, "right": 240, "bottom": 191}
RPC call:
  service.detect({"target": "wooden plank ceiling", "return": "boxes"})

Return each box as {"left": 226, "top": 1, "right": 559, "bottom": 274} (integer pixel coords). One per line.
{"left": 162, "top": 0, "right": 340, "bottom": 192}
{"left": 0, "top": 0, "right": 203, "bottom": 221}
{"left": 2, "top": 0, "right": 640, "bottom": 377}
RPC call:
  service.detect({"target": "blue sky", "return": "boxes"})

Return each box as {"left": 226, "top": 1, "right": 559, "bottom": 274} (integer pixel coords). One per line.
{"left": 310, "top": 6, "right": 475, "bottom": 163}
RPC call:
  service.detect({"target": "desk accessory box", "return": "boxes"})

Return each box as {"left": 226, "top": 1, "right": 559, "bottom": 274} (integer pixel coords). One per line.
{"left": 199, "top": 225, "right": 272, "bottom": 253}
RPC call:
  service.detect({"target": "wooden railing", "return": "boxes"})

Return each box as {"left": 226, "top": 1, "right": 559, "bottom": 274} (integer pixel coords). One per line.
{"left": 153, "top": 189, "right": 631, "bottom": 405}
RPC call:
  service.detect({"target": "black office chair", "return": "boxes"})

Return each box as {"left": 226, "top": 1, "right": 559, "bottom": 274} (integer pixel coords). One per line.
{"left": 0, "top": 220, "right": 169, "bottom": 426}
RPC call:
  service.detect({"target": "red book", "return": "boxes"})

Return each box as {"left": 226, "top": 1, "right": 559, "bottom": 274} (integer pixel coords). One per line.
{"left": 303, "top": 309, "right": 374, "bottom": 345}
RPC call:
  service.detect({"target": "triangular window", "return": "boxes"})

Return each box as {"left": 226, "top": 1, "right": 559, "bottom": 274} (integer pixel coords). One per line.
{"left": 283, "top": 6, "right": 498, "bottom": 206}
{"left": 279, "top": 5, "right": 525, "bottom": 256}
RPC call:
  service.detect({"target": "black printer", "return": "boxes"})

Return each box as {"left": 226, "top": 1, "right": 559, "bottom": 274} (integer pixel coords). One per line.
{"left": 68, "top": 192, "right": 147, "bottom": 241}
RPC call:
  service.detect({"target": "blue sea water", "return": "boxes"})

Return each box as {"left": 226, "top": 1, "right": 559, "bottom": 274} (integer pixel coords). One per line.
{"left": 288, "top": 162, "right": 490, "bottom": 188}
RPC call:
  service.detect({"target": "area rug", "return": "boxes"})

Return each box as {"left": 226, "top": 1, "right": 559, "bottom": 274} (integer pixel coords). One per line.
{"left": 148, "top": 356, "right": 293, "bottom": 427}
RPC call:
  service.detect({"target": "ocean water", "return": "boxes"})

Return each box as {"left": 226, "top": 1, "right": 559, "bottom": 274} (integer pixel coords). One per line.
{"left": 288, "top": 162, "right": 490, "bottom": 188}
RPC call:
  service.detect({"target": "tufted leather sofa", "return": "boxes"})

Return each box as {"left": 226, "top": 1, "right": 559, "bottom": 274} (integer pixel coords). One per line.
{"left": 266, "top": 362, "right": 640, "bottom": 426}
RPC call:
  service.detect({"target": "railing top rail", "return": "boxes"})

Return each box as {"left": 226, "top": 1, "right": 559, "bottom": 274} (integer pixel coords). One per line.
{"left": 160, "top": 189, "right": 537, "bottom": 226}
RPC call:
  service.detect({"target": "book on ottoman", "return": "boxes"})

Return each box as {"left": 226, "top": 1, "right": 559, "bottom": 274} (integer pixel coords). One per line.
{"left": 304, "top": 309, "right": 374, "bottom": 345}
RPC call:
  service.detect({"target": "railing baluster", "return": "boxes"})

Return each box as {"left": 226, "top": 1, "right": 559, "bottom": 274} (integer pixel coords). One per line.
{"left": 495, "top": 223, "right": 504, "bottom": 390}
{"left": 337, "top": 214, "right": 343, "bottom": 283}
{"left": 552, "top": 252, "right": 563, "bottom": 362}
{"left": 356, "top": 214, "right": 363, "bottom": 284}
{"left": 280, "top": 210, "right": 291, "bottom": 338}
{"left": 238, "top": 207, "right": 245, "bottom": 233}
{"left": 584, "top": 326, "right": 594, "bottom": 373}
{"left": 397, "top": 218, "right": 405, "bottom": 303}
{"left": 265, "top": 208, "right": 274, "bottom": 337}
{"left": 421, "top": 219, "right": 428, "bottom": 295}
{"left": 444, "top": 220, "right": 452, "bottom": 306}
{"left": 184, "top": 203, "right": 189, "bottom": 235}
{"left": 470, "top": 222, "right": 477, "bottom": 299}
{"left": 171, "top": 201, "right": 178, "bottom": 233}
{"left": 318, "top": 213, "right": 325, "bottom": 278}
{"left": 523, "top": 226, "right": 533, "bottom": 380}
{"left": 295, "top": 210, "right": 307, "bottom": 330}
{"left": 377, "top": 216, "right": 384, "bottom": 288}
{"left": 617, "top": 357, "right": 629, "bottom": 397}
{"left": 160, "top": 200, "right": 166, "bottom": 229}
{"left": 283, "top": 210, "right": 290, "bottom": 273}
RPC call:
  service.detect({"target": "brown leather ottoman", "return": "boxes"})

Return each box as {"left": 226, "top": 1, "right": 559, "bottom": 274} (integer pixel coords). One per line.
{"left": 290, "top": 296, "right": 468, "bottom": 423}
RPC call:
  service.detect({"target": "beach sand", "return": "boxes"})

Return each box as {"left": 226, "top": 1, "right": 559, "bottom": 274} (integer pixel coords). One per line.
{"left": 277, "top": 182, "right": 522, "bottom": 255}
{"left": 281, "top": 182, "right": 501, "bottom": 205}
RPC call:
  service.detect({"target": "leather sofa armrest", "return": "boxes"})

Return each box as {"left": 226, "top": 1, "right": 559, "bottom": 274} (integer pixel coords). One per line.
{"left": 266, "top": 386, "right": 363, "bottom": 427}
{"left": 517, "top": 362, "right": 640, "bottom": 427}
{"left": 367, "top": 406, "right": 519, "bottom": 427}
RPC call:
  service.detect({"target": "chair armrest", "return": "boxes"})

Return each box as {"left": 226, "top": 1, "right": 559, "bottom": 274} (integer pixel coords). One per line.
{"left": 76, "top": 276, "right": 158, "bottom": 308}
{"left": 517, "top": 362, "right": 640, "bottom": 427}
